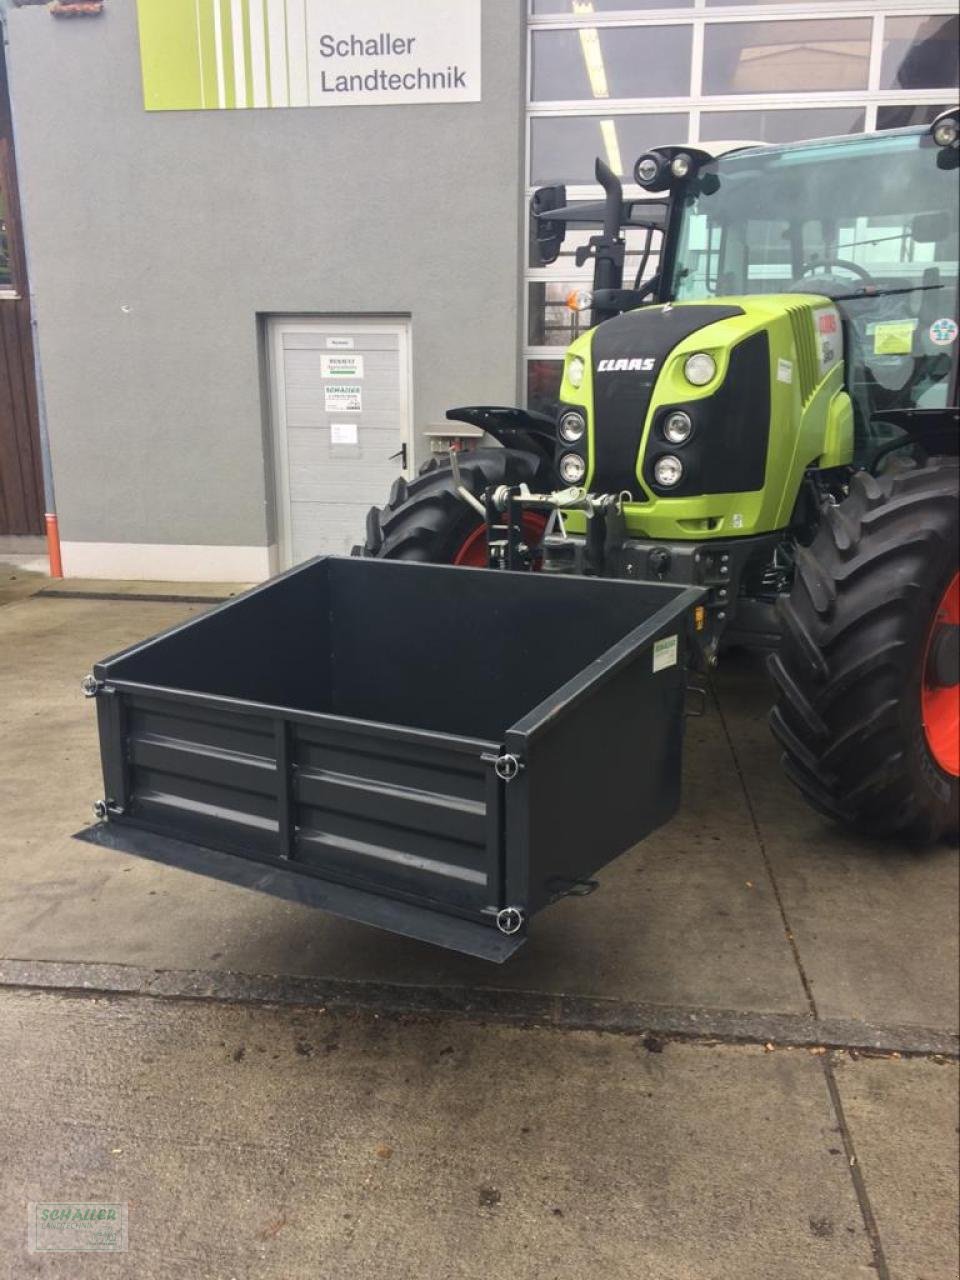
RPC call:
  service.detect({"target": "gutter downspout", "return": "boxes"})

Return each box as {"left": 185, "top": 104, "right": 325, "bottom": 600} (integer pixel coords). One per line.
{"left": 31, "top": 318, "right": 61, "bottom": 576}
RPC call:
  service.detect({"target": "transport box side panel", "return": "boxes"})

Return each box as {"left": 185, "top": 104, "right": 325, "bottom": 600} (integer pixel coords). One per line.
{"left": 505, "top": 587, "right": 702, "bottom": 915}
{"left": 93, "top": 556, "right": 695, "bottom": 744}
{"left": 291, "top": 719, "right": 502, "bottom": 914}
{"left": 102, "top": 691, "right": 280, "bottom": 858}
{"left": 95, "top": 685, "right": 503, "bottom": 921}
{"left": 320, "top": 558, "right": 694, "bottom": 741}
{"left": 94, "top": 558, "right": 336, "bottom": 713}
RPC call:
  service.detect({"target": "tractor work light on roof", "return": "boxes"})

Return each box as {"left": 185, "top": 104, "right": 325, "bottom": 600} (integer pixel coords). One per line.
{"left": 634, "top": 154, "right": 662, "bottom": 188}
{"left": 684, "top": 352, "right": 717, "bottom": 386}
{"left": 670, "top": 152, "right": 693, "bottom": 179}
{"left": 932, "top": 117, "right": 959, "bottom": 148}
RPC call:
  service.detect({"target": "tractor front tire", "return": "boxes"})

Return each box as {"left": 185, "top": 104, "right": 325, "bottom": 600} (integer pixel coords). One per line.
{"left": 361, "top": 447, "right": 555, "bottom": 564}
{"left": 769, "top": 459, "right": 959, "bottom": 844}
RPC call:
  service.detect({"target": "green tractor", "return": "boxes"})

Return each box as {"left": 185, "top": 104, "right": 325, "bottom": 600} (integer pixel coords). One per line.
{"left": 361, "top": 112, "right": 960, "bottom": 845}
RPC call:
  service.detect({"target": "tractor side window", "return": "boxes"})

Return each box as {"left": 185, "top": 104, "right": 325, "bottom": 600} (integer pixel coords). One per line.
{"left": 743, "top": 219, "right": 794, "bottom": 293}
{"left": 676, "top": 214, "right": 794, "bottom": 296}
{"left": 672, "top": 210, "right": 722, "bottom": 296}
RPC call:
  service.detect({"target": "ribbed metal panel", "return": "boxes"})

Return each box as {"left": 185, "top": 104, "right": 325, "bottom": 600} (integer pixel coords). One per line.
{"left": 786, "top": 304, "right": 819, "bottom": 404}
{"left": 293, "top": 721, "right": 495, "bottom": 912}
{"left": 120, "top": 692, "right": 497, "bottom": 914}
{"left": 126, "top": 696, "right": 280, "bottom": 858}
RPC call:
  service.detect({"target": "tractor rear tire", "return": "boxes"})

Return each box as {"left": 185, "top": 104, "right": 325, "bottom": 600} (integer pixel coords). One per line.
{"left": 769, "top": 458, "right": 959, "bottom": 844}
{"left": 361, "top": 447, "right": 555, "bottom": 564}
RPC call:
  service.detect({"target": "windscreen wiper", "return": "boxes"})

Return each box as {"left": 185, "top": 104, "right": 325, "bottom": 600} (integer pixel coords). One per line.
{"left": 832, "top": 283, "right": 945, "bottom": 301}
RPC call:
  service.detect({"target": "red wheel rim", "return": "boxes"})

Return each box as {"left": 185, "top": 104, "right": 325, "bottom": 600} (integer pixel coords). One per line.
{"left": 453, "top": 513, "right": 548, "bottom": 568}
{"left": 921, "top": 570, "right": 959, "bottom": 777}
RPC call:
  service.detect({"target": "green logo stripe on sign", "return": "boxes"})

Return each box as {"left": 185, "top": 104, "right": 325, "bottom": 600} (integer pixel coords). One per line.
{"left": 136, "top": 0, "right": 203, "bottom": 111}
{"left": 136, "top": 0, "right": 481, "bottom": 112}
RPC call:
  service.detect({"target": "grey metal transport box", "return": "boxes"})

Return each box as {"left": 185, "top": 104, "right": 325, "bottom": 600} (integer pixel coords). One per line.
{"left": 78, "top": 558, "right": 703, "bottom": 960}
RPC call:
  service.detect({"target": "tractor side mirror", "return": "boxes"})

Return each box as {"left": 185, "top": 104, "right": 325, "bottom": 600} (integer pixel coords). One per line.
{"left": 531, "top": 184, "right": 567, "bottom": 266}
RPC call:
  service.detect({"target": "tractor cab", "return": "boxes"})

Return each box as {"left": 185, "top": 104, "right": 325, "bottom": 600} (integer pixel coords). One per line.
{"left": 532, "top": 112, "right": 958, "bottom": 467}
{"left": 664, "top": 124, "right": 959, "bottom": 463}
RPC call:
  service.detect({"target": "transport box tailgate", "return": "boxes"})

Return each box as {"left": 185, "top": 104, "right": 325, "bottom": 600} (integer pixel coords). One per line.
{"left": 78, "top": 557, "right": 703, "bottom": 960}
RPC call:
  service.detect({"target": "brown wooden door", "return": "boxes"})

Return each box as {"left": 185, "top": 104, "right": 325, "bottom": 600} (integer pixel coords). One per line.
{"left": 0, "top": 46, "right": 44, "bottom": 536}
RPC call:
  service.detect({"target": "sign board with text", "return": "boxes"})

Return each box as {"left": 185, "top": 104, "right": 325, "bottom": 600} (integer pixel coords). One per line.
{"left": 137, "top": 0, "right": 481, "bottom": 112}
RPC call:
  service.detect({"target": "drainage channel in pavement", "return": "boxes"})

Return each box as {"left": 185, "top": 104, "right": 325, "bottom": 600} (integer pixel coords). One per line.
{"left": 1, "top": 959, "right": 955, "bottom": 1060}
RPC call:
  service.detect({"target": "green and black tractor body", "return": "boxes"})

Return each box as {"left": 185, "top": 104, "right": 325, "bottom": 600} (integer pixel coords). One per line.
{"left": 363, "top": 111, "right": 960, "bottom": 844}
{"left": 544, "top": 292, "right": 854, "bottom": 648}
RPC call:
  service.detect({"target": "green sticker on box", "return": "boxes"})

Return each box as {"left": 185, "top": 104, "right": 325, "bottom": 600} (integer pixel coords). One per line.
{"left": 653, "top": 635, "right": 678, "bottom": 673}
{"left": 873, "top": 321, "right": 916, "bottom": 355}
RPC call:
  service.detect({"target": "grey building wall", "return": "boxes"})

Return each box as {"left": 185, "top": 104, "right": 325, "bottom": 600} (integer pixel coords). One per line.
{"left": 3, "top": 0, "right": 525, "bottom": 558}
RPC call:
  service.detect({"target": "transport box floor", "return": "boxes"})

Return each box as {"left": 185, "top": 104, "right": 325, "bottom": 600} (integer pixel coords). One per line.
{"left": 78, "top": 557, "right": 703, "bottom": 960}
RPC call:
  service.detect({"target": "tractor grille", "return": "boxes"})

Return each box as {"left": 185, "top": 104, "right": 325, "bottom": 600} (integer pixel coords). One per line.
{"left": 589, "top": 303, "right": 744, "bottom": 495}
{"left": 785, "top": 303, "right": 820, "bottom": 404}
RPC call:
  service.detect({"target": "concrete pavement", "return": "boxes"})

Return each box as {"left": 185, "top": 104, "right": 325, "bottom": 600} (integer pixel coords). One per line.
{"left": 0, "top": 576, "right": 957, "bottom": 1277}
{"left": 3, "top": 989, "right": 956, "bottom": 1280}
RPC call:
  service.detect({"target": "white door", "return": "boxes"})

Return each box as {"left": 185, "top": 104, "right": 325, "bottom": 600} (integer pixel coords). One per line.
{"left": 269, "top": 316, "right": 412, "bottom": 565}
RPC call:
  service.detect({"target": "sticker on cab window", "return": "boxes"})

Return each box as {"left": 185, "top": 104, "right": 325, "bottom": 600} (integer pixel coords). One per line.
{"left": 929, "top": 317, "right": 958, "bottom": 346}
{"left": 873, "top": 320, "right": 916, "bottom": 355}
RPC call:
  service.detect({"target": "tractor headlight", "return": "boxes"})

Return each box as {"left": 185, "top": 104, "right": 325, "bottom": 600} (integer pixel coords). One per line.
{"left": 567, "top": 356, "right": 585, "bottom": 389}
{"left": 559, "top": 411, "right": 586, "bottom": 443}
{"left": 559, "top": 453, "right": 586, "bottom": 484}
{"left": 653, "top": 455, "right": 684, "bottom": 488}
{"left": 684, "top": 352, "right": 717, "bottom": 386}
{"left": 663, "top": 410, "right": 693, "bottom": 444}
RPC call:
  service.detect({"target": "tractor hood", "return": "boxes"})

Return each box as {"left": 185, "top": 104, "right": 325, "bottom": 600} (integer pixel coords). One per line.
{"left": 555, "top": 296, "right": 853, "bottom": 541}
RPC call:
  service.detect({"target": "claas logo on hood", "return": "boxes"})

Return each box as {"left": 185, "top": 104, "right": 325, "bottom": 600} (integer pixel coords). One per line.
{"left": 597, "top": 357, "right": 657, "bottom": 373}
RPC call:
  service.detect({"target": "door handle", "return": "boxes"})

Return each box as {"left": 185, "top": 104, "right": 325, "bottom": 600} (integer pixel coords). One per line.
{"left": 388, "top": 444, "right": 408, "bottom": 469}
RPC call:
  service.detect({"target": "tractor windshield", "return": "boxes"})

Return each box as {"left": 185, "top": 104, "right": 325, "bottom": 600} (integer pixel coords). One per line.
{"left": 670, "top": 129, "right": 959, "bottom": 459}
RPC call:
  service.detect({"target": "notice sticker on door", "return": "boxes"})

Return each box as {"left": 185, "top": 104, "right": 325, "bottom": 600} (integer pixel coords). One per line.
{"left": 325, "top": 336, "right": 354, "bottom": 349}
{"left": 321, "top": 354, "right": 364, "bottom": 378}
{"left": 653, "top": 635, "right": 678, "bottom": 673}
{"left": 776, "top": 358, "right": 793, "bottom": 384}
{"left": 324, "top": 384, "right": 362, "bottom": 412}
{"left": 330, "top": 422, "right": 359, "bottom": 446}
